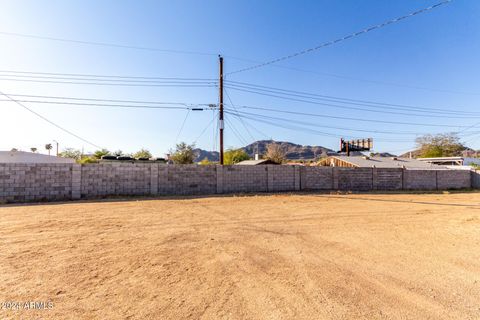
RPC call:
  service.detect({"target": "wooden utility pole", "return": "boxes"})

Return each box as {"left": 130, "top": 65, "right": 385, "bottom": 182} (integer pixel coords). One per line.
{"left": 219, "top": 55, "right": 224, "bottom": 165}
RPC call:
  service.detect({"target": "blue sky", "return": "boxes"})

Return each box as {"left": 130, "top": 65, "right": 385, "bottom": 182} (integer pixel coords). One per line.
{"left": 0, "top": 0, "right": 479, "bottom": 156}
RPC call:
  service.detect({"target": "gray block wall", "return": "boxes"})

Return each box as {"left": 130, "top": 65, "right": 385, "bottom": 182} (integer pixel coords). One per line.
{"left": 304, "top": 167, "right": 333, "bottom": 190}
{"left": 0, "top": 163, "right": 476, "bottom": 203}
{"left": 81, "top": 163, "right": 152, "bottom": 197}
{"left": 373, "top": 168, "right": 403, "bottom": 190}
{"left": 158, "top": 165, "right": 217, "bottom": 195}
{"left": 403, "top": 170, "right": 438, "bottom": 190}
{"left": 0, "top": 163, "right": 73, "bottom": 202}
{"left": 337, "top": 168, "right": 373, "bottom": 191}
{"left": 473, "top": 170, "right": 480, "bottom": 189}
{"left": 222, "top": 165, "right": 268, "bottom": 193}
{"left": 437, "top": 170, "right": 471, "bottom": 190}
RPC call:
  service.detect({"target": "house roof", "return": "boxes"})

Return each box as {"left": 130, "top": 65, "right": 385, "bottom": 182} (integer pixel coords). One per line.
{"left": 0, "top": 151, "right": 75, "bottom": 163}
{"left": 235, "top": 159, "right": 278, "bottom": 165}
{"left": 320, "top": 156, "right": 440, "bottom": 169}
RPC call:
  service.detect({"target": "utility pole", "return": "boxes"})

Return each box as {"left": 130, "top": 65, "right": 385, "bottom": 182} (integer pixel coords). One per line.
{"left": 219, "top": 55, "right": 224, "bottom": 165}
{"left": 53, "top": 140, "right": 59, "bottom": 156}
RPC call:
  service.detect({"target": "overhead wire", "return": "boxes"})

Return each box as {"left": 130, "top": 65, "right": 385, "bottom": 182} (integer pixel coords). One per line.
{"left": 225, "top": 110, "right": 413, "bottom": 142}
{"left": 0, "top": 98, "right": 203, "bottom": 110}
{"left": 228, "top": 109, "right": 424, "bottom": 136}
{"left": 0, "top": 89, "right": 102, "bottom": 149}
{"left": 227, "top": 0, "right": 452, "bottom": 75}
{"left": 230, "top": 104, "right": 472, "bottom": 129}
{"left": 0, "top": 77, "right": 217, "bottom": 87}
{"left": 175, "top": 109, "right": 191, "bottom": 144}
{"left": 0, "top": 31, "right": 217, "bottom": 57}
{"left": 0, "top": 69, "right": 215, "bottom": 81}
{"left": 224, "top": 116, "right": 249, "bottom": 146}
{"left": 224, "top": 88, "right": 256, "bottom": 142}
{"left": 224, "top": 85, "right": 478, "bottom": 119}
{"left": 0, "top": 93, "right": 212, "bottom": 107}
{"left": 225, "top": 80, "right": 479, "bottom": 116}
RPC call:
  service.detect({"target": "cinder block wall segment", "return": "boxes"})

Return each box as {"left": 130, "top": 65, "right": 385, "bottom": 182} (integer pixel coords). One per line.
{"left": 472, "top": 170, "right": 480, "bottom": 189}
{"left": 0, "top": 163, "right": 475, "bottom": 203}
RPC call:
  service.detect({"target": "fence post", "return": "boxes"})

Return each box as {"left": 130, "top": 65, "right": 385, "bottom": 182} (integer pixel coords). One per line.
{"left": 71, "top": 163, "right": 81, "bottom": 200}
{"left": 150, "top": 163, "right": 158, "bottom": 195}
{"left": 216, "top": 165, "right": 224, "bottom": 194}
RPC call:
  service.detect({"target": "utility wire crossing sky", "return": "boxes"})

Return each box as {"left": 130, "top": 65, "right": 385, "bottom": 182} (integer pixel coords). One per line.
{"left": 0, "top": 0, "right": 478, "bottom": 156}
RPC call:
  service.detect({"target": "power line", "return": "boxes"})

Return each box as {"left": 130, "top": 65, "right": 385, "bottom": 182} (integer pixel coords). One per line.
{"left": 225, "top": 85, "right": 478, "bottom": 119}
{"left": 225, "top": 117, "right": 249, "bottom": 146}
{"left": 226, "top": 59, "right": 479, "bottom": 96}
{"left": 175, "top": 110, "right": 191, "bottom": 144}
{"left": 227, "top": 0, "right": 452, "bottom": 75}
{"left": 224, "top": 88, "right": 256, "bottom": 142}
{"left": 225, "top": 110, "right": 413, "bottom": 142}
{"left": 225, "top": 80, "right": 479, "bottom": 116}
{"left": 1, "top": 93, "right": 212, "bottom": 107}
{"left": 0, "top": 90, "right": 102, "bottom": 149}
{"left": 227, "top": 109, "right": 424, "bottom": 136}
{"left": 0, "top": 69, "right": 215, "bottom": 81}
{"left": 0, "top": 98, "right": 203, "bottom": 110}
{"left": 232, "top": 104, "right": 471, "bottom": 128}
{"left": 0, "top": 31, "right": 217, "bottom": 57}
{"left": 0, "top": 73, "right": 215, "bottom": 84}
{"left": 193, "top": 111, "right": 218, "bottom": 144}
{"left": 0, "top": 77, "right": 217, "bottom": 87}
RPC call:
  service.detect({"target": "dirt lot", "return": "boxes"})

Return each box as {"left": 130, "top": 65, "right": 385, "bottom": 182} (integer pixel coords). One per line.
{"left": 0, "top": 192, "right": 480, "bottom": 319}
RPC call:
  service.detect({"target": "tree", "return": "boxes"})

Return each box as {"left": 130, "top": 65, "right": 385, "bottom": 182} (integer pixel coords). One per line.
{"left": 199, "top": 157, "right": 215, "bottom": 165}
{"left": 170, "top": 142, "right": 195, "bottom": 164}
{"left": 264, "top": 143, "right": 286, "bottom": 164}
{"left": 133, "top": 148, "right": 152, "bottom": 159}
{"left": 224, "top": 148, "right": 250, "bottom": 165}
{"left": 45, "top": 143, "right": 53, "bottom": 155}
{"left": 415, "top": 133, "right": 465, "bottom": 158}
{"left": 113, "top": 150, "right": 124, "bottom": 157}
{"left": 30, "top": 147, "right": 37, "bottom": 153}
{"left": 93, "top": 148, "right": 110, "bottom": 159}
{"left": 58, "top": 148, "right": 82, "bottom": 160}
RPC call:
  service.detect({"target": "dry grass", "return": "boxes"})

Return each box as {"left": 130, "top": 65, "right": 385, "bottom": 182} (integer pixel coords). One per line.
{"left": 1, "top": 192, "right": 480, "bottom": 319}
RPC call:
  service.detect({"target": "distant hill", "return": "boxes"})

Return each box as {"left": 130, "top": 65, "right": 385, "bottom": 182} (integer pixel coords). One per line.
{"left": 243, "top": 140, "right": 336, "bottom": 160}
{"left": 370, "top": 152, "right": 398, "bottom": 158}
{"left": 193, "top": 148, "right": 219, "bottom": 162}
{"left": 193, "top": 140, "right": 336, "bottom": 162}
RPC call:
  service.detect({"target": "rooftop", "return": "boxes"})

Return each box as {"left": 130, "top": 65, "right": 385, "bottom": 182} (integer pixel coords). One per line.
{"left": 320, "top": 156, "right": 440, "bottom": 169}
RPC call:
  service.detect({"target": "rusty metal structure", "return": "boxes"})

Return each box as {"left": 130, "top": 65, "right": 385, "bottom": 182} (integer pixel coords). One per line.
{"left": 340, "top": 138, "right": 373, "bottom": 156}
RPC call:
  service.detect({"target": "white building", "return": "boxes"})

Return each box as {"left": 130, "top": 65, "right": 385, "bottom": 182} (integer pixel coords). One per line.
{"left": 0, "top": 150, "right": 74, "bottom": 163}
{"left": 417, "top": 157, "right": 480, "bottom": 168}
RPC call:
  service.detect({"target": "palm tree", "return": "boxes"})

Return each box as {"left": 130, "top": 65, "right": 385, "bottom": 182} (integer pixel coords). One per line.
{"left": 45, "top": 143, "right": 53, "bottom": 155}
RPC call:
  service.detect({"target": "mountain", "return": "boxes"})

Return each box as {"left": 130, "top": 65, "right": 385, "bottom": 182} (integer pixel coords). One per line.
{"left": 193, "top": 140, "right": 336, "bottom": 162}
{"left": 243, "top": 140, "right": 336, "bottom": 160}
{"left": 370, "top": 152, "right": 398, "bottom": 158}
{"left": 193, "top": 148, "right": 219, "bottom": 162}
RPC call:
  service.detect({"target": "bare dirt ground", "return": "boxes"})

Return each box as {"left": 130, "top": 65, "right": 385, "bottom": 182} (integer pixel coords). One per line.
{"left": 1, "top": 192, "right": 480, "bottom": 320}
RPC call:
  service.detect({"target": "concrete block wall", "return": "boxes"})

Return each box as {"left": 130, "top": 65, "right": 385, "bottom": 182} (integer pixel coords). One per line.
{"left": 304, "top": 167, "right": 333, "bottom": 190}
{"left": 268, "top": 165, "right": 297, "bottom": 192}
{"left": 472, "top": 170, "right": 480, "bottom": 189}
{"left": 336, "top": 168, "right": 373, "bottom": 191}
{"left": 0, "top": 163, "right": 476, "bottom": 203}
{"left": 222, "top": 165, "right": 268, "bottom": 193}
{"left": 81, "top": 162, "right": 152, "bottom": 197}
{"left": 0, "top": 163, "right": 73, "bottom": 202}
{"left": 437, "top": 170, "right": 471, "bottom": 190}
{"left": 403, "top": 170, "right": 438, "bottom": 190}
{"left": 373, "top": 168, "right": 403, "bottom": 190}
{"left": 158, "top": 165, "right": 217, "bottom": 195}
